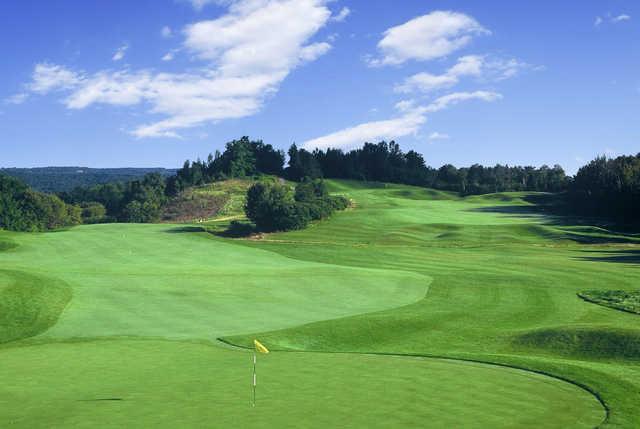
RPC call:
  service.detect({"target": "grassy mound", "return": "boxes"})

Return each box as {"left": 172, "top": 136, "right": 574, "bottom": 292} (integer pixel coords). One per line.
{"left": 0, "top": 269, "right": 72, "bottom": 343}
{"left": 514, "top": 327, "right": 640, "bottom": 360}
{"left": 579, "top": 290, "right": 640, "bottom": 314}
{"left": 0, "top": 224, "right": 428, "bottom": 340}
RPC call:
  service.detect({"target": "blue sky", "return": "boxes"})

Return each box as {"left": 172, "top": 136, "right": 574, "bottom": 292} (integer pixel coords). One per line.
{"left": 1, "top": 0, "right": 638, "bottom": 173}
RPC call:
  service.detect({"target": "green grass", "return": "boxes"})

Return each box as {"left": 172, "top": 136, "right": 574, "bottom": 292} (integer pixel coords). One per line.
{"left": 2, "top": 179, "right": 640, "bottom": 427}
{"left": 0, "top": 340, "right": 603, "bottom": 429}
{"left": 0, "top": 269, "right": 71, "bottom": 343}
{"left": 579, "top": 290, "right": 640, "bottom": 314}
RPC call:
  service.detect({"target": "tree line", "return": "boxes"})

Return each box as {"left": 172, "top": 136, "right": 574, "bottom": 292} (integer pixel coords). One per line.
{"left": 287, "top": 141, "right": 569, "bottom": 194}
{"left": 1, "top": 136, "right": 638, "bottom": 231}
{"left": 569, "top": 153, "right": 640, "bottom": 222}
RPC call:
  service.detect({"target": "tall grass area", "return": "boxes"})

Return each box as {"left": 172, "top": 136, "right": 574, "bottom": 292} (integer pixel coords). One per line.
{"left": 1, "top": 179, "right": 639, "bottom": 427}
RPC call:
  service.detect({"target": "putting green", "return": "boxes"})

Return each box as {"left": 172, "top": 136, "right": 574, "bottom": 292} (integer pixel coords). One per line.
{"left": 0, "top": 340, "right": 604, "bottom": 429}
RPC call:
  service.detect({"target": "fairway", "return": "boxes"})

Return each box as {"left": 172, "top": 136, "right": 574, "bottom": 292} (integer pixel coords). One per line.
{"left": 2, "top": 180, "right": 639, "bottom": 427}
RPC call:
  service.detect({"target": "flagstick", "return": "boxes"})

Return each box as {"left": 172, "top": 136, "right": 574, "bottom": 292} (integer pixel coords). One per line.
{"left": 252, "top": 351, "right": 256, "bottom": 407}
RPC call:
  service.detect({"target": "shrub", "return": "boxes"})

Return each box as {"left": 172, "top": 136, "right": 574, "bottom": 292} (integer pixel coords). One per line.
{"left": 244, "top": 179, "right": 348, "bottom": 232}
{"left": 80, "top": 202, "right": 107, "bottom": 224}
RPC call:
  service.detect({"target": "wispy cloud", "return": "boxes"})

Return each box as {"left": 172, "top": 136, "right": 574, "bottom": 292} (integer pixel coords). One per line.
{"left": 112, "top": 44, "right": 128, "bottom": 61}
{"left": 161, "top": 26, "right": 173, "bottom": 38}
{"left": 595, "top": 13, "right": 631, "bottom": 26}
{"left": 396, "top": 55, "right": 533, "bottom": 94}
{"left": 29, "top": 63, "right": 83, "bottom": 93}
{"left": 332, "top": 6, "right": 350, "bottom": 22}
{"left": 367, "top": 11, "right": 489, "bottom": 67}
{"left": 23, "top": 0, "right": 334, "bottom": 138}
{"left": 428, "top": 131, "right": 450, "bottom": 141}
{"left": 187, "top": 0, "right": 219, "bottom": 11}
{"left": 4, "top": 93, "right": 29, "bottom": 105}
{"left": 303, "top": 91, "right": 501, "bottom": 150}
{"left": 611, "top": 14, "right": 631, "bottom": 23}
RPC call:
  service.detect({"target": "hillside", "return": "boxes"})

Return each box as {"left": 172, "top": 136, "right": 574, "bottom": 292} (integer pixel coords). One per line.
{"left": 3, "top": 179, "right": 639, "bottom": 427}
{"left": 161, "top": 179, "right": 252, "bottom": 223}
{"left": 0, "top": 167, "right": 176, "bottom": 193}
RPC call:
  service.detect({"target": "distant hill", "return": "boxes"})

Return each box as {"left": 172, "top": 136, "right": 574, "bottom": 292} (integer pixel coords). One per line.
{"left": 0, "top": 167, "right": 177, "bottom": 193}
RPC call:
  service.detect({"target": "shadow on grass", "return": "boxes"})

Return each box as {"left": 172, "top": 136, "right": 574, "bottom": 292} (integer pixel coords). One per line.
{"left": 469, "top": 193, "right": 640, "bottom": 245}
{"left": 577, "top": 249, "right": 640, "bottom": 265}
{"left": 163, "top": 226, "right": 206, "bottom": 234}
{"left": 212, "top": 220, "right": 256, "bottom": 238}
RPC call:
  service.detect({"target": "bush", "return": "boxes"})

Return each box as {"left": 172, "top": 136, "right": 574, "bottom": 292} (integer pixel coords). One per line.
{"left": 80, "top": 202, "right": 107, "bottom": 224}
{"left": 244, "top": 179, "right": 348, "bottom": 232}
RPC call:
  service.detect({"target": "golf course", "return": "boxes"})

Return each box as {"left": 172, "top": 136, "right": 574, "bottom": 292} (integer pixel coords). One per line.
{"left": 1, "top": 179, "right": 638, "bottom": 428}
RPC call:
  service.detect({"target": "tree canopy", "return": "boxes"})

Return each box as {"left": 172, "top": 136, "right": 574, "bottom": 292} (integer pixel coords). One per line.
{"left": 0, "top": 174, "right": 81, "bottom": 231}
{"left": 286, "top": 141, "right": 569, "bottom": 195}
{"left": 244, "top": 179, "right": 349, "bottom": 232}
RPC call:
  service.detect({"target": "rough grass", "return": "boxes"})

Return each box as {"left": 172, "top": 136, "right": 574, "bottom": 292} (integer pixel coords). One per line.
{"left": 513, "top": 327, "right": 640, "bottom": 359}
{"left": 2, "top": 179, "right": 640, "bottom": 427}
{"left": 162, "top": 179, "right": 253, "bottom": 222}
{"left": 579, "top": 290, "right": 640, "bottom": 314}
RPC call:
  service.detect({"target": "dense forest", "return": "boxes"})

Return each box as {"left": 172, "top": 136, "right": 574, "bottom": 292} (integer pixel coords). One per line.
{"left": 0, "top": 174, "right": 81, "bottom": 231}
{"left": 0, "top": 167, "right": 175, "bottom": 193}
{"left": 60, "top": 173, "right": 168, "bottom": 223}
{"left": 1, "top": 136, "right": 638, "bottom": 231}
{"left": 569, "top": 154, "right": 640, "bottom": 222}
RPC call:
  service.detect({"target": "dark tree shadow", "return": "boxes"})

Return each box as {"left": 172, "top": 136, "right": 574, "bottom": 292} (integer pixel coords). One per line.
{"left": 212, "top": 221, "right": 256, "bottom": 238}
{"left": 164, "top": 226, "right": 206, "bottom": 234}
{"left": 577, "top": 249, "right": 640, "bottom": 265}
{"left": 467, "top": 193, "right": 640, "bottom": 245}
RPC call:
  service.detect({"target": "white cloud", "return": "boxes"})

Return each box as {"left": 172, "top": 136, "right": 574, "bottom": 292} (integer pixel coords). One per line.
{"left": 611, "top": 14, "right": 631, "bottom": 23}
{"left": 298, "top": 42, "right": 332, "bottom": 62}
{"left": 29, "top": 63, "right": 83, "bottom": 93}
{"left": 332, "top": 6, "right": 350, "bottom": 22}
{"left": 24, "top": 0, "right": 333, "bottom": 138}
{"left": 302, "top": 109, "right": 427, "bottom": 151}
{"left": 161, "top": 50, "right": 178, "bottom": 61}
{"left": 396, "top": 55, "right": 482, "bottom": 93}
{"left": 424, "top": 90, "right": 501, "bottom": 113}
{"left": 396, "top": 55, "right": 528, "bottom": 94}
{"left": 428, "top": 131, "right": 450, "bottom": 141}
{"left": 112, "top": 44, "right": 128, "bottom": 61}
{"left": 188, "top": 0, "right": 219, "bottom": 10}
{"left": 4, "top": 93, "right": 29, "bottom": 105}
{"left": 368, "top": 11, "right": 489, "bottom": 66}
{"left": 303, "top": 91, "right": 501, "bottom": 150}
{"left": 596, "top": 13, "right": 631, "bottom": 26}
{"left": 161, "top": 26, "right": 173, "bottom": 38}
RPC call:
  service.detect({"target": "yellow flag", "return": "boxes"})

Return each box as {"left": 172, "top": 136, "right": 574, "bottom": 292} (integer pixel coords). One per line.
{"left": 254, "top": 339, "right": 269, "bottom": 354}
